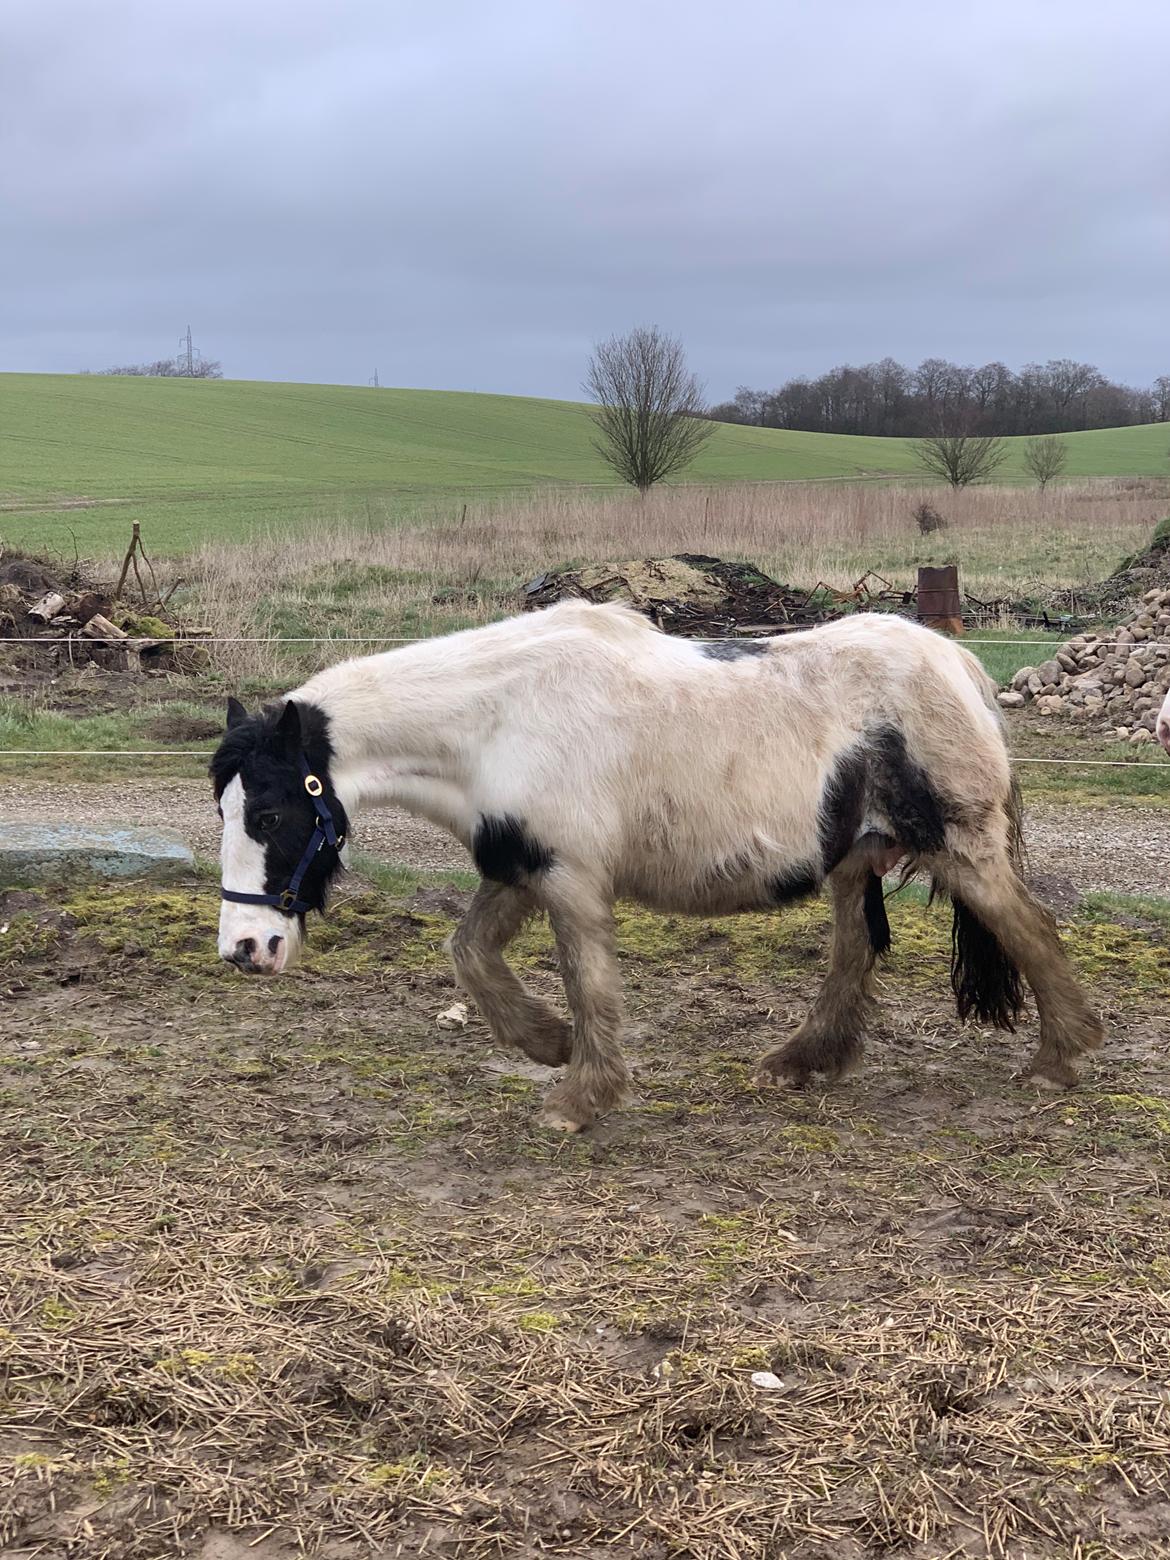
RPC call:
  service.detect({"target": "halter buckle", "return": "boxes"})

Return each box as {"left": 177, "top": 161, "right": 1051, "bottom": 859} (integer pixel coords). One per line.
{"left": 279, "top": 889, "right": 299, "bottom": 912}
{"left": 304, "top": 773, "right": 324, "bottom": 798}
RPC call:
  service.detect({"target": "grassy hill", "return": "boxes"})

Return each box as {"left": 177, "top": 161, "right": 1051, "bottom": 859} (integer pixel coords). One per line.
{"left": 1, "top": 372, "right": 1168, "bottom": 554}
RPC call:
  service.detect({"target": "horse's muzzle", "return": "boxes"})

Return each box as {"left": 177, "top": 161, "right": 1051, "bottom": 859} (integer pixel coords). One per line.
{"left": 224, "top": 933, "right": 287, "bottom": 975}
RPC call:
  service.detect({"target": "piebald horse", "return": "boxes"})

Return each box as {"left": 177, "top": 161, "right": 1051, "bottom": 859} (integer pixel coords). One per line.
{"left": 212, "top": 601, "right": 1103, "bottom": 1131}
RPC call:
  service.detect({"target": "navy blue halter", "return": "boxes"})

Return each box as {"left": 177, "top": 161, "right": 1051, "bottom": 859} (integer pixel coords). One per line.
{"left": 221, "top": 756, "right": 344, "bottom": 916}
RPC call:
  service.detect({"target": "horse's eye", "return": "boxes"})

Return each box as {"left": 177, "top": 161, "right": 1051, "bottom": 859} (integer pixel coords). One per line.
{"left": 259, "top": 810, "right": 281, "bottom": 832}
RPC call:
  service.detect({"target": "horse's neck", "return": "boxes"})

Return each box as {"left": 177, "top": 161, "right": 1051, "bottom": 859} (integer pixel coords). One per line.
{"left": 292, "top": 647, "right": 487, "bottom": 824}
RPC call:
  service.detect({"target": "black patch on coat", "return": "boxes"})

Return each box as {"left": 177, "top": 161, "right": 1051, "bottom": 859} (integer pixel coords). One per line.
{"left": 209, "top": 698, "right": 349, "bottom": 918}
{"left": 473, "top": 815, "right": 553, "bottom": 885}
{"left": 950, "top": 898, "right": 1024, "bottom": 1030}
{"left": 863, "top": 872, "right": 892, "bottom": 957}
{"left": 769, "top": 864, "right": 821, "bottom": 904}
{"left": 869, "top": 725, "right": 949, "bottom": 855}
{"left": 700, "top": 639, "right": 772, "bottom": 661}
{"left": 818, "top": 746, "right": 868, "bottom": 874}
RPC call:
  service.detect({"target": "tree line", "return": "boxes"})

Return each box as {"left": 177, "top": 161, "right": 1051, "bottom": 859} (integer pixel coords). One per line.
{"left": 708, "top": 358, "right": 1170, "bottom": 437}
{"left": 83, "top": 358, "right": 223, "bottom": 379}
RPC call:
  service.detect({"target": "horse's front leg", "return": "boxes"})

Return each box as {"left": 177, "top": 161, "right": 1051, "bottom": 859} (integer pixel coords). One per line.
{"left": 447, "top": 882, "right": 573, "bottom": 1065}
{"left": 538, "top": 871, "right": 631, "bottom": 1131}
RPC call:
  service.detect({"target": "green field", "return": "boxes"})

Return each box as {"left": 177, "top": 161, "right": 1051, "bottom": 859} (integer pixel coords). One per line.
{"left": 2, "top": 372, "right": 1169, "bottom": 554}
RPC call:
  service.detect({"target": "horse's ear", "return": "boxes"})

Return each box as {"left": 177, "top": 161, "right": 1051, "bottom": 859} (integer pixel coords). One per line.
{"left": 276, "top": 699, "right": 302, "bottom": 750}
{"left": 226, "top": 697, "right": 247, "bottom": 729}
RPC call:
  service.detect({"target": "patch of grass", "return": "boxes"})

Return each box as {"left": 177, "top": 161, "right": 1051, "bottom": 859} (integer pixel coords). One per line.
{"left": 963, "top": 627, "right": 1067, "bottom": 686}
{"left": 1009, "top": 720, "right": 1170, "bottom": 805}
{"left": 1081, "top": 890, "right": 1170, "bottom": 932}
{"left": 3, "top": 371, "right": 1169, "bottom": 555}
{"left": 349, "top": 852, "right": 478, "bottom": 897}
{"left": 0, "top": 692, "right": 223, "bottom": 779}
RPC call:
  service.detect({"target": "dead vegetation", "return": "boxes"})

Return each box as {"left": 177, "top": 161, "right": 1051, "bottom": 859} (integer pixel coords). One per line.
{"left": 2, "top": 880, "right": 1170, "bottom": 1557}
{"left": 187, "top": 479, "right": 1167, "bottom": 683}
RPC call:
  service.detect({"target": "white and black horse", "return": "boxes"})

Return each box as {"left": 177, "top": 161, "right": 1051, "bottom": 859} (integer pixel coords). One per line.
{"left": 212, "top": 601, "right": 1103, "bottom": 1130}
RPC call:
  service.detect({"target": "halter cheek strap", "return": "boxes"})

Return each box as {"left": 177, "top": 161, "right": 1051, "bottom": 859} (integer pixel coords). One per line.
{"left": 221, "top": 757, "right": 345, "bottom": 916}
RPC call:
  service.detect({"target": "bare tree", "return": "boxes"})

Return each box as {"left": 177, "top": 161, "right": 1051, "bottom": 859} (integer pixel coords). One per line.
{"left": 912, "top": 430, "right": 1008, "bottom": 488}
{"left": 1023, "top": 434, "right": 1069, "bottom": 490}
{"left": 1153, "top": 376, "right": 1170, "bottom": 422}
{"left": 585, "top": 327, "right": 713, "bottom": 493}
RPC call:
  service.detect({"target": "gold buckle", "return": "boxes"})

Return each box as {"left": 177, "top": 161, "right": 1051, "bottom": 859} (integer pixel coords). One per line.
{"left": 280, "top": 890, "right": 298, "bottom": 911}
{"left": 304, "top": 774, "right": 324, "bottom": 797}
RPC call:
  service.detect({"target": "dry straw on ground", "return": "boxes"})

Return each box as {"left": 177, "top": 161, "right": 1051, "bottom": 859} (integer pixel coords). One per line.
{"left": 188, "top": 479, "right": 1168, "bottom": 681}
{"left": 3, "top": 882, "right": 1170, "bottom": 1557}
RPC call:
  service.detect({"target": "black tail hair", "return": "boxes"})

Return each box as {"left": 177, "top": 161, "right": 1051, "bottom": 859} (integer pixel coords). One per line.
{"left": 863, "top": 871, "right": 892, "bottom": 958}
{"left": 950, "top": 897, "right": 1023, "bottom": 1031}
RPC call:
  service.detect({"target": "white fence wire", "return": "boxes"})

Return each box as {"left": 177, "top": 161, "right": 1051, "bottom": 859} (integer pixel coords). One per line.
{"left": 0, "top": 632, "right": 1164, "bottom": 769}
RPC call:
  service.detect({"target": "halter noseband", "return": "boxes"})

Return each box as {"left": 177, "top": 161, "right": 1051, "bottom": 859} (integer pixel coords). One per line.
{"left": 221, "top": 756, "right": 345, "bottom": 916}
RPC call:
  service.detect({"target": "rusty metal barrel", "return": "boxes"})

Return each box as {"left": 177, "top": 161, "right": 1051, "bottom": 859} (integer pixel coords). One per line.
{"left": 916, "top": 564, "right": 963, "bottom": 636}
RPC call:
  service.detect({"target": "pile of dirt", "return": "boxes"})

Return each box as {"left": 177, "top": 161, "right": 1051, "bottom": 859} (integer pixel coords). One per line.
{"left": 1046, "top": 516, "right": 1170, "bottom": 619}
{"left": 999, "top": 584, "right": 1170, "bottom": 744}
{"left": 522, "top": 554, "right": 844, "bottom": 636}
{"left": 0, "top": 550, "right": 205, "bottom": 675}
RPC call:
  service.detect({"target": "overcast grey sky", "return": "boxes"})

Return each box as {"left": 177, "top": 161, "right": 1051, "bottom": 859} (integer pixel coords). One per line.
{"left": 2, "top": 0, "right": 1168, "bottom": 398}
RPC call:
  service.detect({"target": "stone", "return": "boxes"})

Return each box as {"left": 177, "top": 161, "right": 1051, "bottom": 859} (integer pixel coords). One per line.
{"left": 1116, "top": 727, "right": 1131, "bottom": 739}
{"left": 1035, "top": 658, "right": 1062, "bottom": 686}
{"left": 1035, "top": 695, "right": 1064, "bottom": 715}
{"left": 1124, "top": 661, "right": 1147, "bottom": 688}
{"left": 1130, "top": 728, "right": 1154, "bottom": 744}
{"left": 1056, "top": 652, "right": 1078, "bottom": 672}
{"left": 750, "top": 1371, "right": 785, "bottom": 1391}
{"left": 0, "top": 824, "right": 194, "bottom": 887}
{"left": 997, "top": 690, "right": 1026, "bottom": 708}
{"left": 1011, "top": 667, "right": 1034, "bottom": 691}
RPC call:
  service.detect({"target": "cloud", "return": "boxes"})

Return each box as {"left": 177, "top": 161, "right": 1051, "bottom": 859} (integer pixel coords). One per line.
{"left": 2, "top": 0, "right": 1168, "bottom": 395}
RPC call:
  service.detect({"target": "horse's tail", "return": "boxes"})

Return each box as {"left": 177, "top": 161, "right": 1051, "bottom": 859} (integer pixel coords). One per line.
{"left": 949, "top": 897, "right": 1024, "bottom": 1030}
{"left": 933, "top": 639, "right": 1026, "bottom": 1026}
{"left": 953, "top": 642, "right": 1027, "bottom": 872}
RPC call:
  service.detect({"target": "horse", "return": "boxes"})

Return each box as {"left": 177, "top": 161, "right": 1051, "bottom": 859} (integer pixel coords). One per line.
{"left": 211, "top": 600, "right": 1103, "bottom": 1131}
{"left": 1159, "top": 686, "right": 1170, "bottom": 753}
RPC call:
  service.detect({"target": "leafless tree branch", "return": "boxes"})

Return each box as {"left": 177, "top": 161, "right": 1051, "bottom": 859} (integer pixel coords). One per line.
{"left": 584, "top": 327, "right": 713, "bottom": 493}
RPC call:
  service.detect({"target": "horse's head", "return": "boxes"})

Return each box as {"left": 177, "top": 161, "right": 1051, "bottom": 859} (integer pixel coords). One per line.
{"left": 1159, "top": 688, "right": 1170, "bottom": 756}
{"left": 210, "top": 697, "right": 349, "bottom": 974}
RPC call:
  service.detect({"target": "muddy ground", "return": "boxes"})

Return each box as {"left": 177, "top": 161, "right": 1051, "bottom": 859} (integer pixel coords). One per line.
{"left": 2, "top": 878, "right": 1169, "bottom": 1559}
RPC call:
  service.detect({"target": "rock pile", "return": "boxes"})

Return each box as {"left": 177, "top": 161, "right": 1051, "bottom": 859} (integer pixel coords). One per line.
{"left": 997, "top": 587, "right": 1170, "bottom": 745}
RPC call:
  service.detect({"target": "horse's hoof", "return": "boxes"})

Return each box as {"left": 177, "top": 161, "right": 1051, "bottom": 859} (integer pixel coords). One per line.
{"left": 541, "top": 1109, "right": 587, "bottom": 1133}
{"left": 1017, "top": 1056, "right": 1083, "bottom": 1091}
{"left": 754, "top": 1062, "right": 805, "bottom": 1091}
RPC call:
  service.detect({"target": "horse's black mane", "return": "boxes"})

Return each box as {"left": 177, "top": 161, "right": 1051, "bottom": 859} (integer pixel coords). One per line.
{"left": 210, "top": 699, "right": 335, "bottom": 796}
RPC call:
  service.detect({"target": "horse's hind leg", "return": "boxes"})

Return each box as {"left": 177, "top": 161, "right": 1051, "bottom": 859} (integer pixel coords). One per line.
{"left": 756, "top": 856, "right": 885, "bottom": 1088}
{"left": 447, "top": 882, "right": 572, "bottom": 1065}
{"left": 935, "top": 850, "right": 1104, "bottom": 1087}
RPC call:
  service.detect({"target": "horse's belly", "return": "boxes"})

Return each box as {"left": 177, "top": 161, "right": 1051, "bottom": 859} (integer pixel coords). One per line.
{"left": 613, "top": 856, "right": 817, "bottom": 917}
